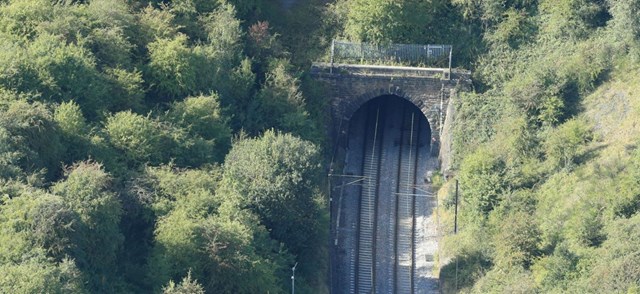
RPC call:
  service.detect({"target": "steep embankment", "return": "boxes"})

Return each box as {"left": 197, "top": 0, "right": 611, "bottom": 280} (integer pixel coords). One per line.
{"left": 437, "top": 63, "right": 640, "bottom": 293}
{"left": 585, "top": 69, "right": 640, "bottom": 149}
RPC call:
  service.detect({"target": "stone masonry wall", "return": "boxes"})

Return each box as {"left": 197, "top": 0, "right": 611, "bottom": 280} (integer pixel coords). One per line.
{"left": 310, "top": 65, "right": 471, "bottom": 158}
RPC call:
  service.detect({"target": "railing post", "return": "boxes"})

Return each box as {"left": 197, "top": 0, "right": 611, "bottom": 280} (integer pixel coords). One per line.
{"left": 447, "top": 46, "right": 453, "bottom": 80}
{"left": 330, "top": 39, "right": 335, "bottom": 74}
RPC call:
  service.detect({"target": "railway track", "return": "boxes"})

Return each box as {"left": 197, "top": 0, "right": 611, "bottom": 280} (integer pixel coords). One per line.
{"left": 335, "top": 96, "right": 432, "bottom": 294}
{"left": 356, "top": 105, "right": 381, "bottom": 294}
{"left": 396, "top": 106, "right": 419, "bottom": 294}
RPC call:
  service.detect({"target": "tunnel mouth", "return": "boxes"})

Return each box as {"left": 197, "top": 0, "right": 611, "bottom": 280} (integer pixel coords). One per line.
{"left": 348, "top": 95, "right": 431, "bottom": 142}
{"left": 346, "top": 94, "right": 438, "bottom": 156}
{"left": 331, "top": 94, "right": 437, "bottom": 293}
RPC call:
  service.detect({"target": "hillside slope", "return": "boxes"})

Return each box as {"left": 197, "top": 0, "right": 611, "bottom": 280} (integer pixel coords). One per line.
{"left": 437, "top": 48, "right": 640, "bottom": 294}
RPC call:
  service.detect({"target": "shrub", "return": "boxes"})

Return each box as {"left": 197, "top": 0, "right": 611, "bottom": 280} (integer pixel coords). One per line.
{"left": 146, "top": 34, "right": 197, "bottom": 99}
{"left": 543, "top": 118, "right": 593, "bottom": 170}
{"left": 221, "top": 130, "right": 322, "bottom": 254}
{"left": 459, "top": 147, "right": 507, "bottom": 216}
{"left": 0, "top": 100, "right": 65, "bottom": 180}
{"left": 165, "top": 94, "right": 231, "bottom": 164}
{"left": 104, "top": 111, "right": 165, "bottom": 166}
{"left": 247, "top": 60, "right": 314, "bottom": 138}
{"left": 52, "top": 162, "right": 123, "bottom": 291}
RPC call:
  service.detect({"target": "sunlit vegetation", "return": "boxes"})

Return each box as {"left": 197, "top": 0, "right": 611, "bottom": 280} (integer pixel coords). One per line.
{"left": 1, "top": 0, "right": 640, "bottom": 292}
{"left": 0, "top": 0, "right": 328, "bottom": 292}
{"left": 434, "top": 0, "right": 640, "bottom": 292}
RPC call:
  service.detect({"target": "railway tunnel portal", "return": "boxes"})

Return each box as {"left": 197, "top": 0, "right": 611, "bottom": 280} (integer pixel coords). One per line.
{"left": 339, "top": 95, "right": 434, "bottom": 294}
{"left": 310, "top": 42, "right": 471, "bottom": 294}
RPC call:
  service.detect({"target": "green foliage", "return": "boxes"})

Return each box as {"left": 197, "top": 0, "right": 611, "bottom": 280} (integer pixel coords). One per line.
{"left": 247, "top": 60, "right": 315, "bottom": 138}
{"left": 0, "top": 183, "right": 76, "bottom": 261}
{"left": 608, "top": 0, "right": 640, "bottom": 45}
{"left": 0, "top": 100, "right": 65, "bottom": 180}
{"left": 538, "top": 0, "right": 609, "bottom": 41}
{"left": 491, "top": 211, "right": 541, "bottom": 269}
{"left": 452, "top": 91, "right": 505, "bottom": 162}
{"left": 0, "top": 257, "right": 85, "bottom": 294}
{"left": 439, "top": 0, "right": 640, "bottom": 290}
{"left": 145, "top": 165, "right": 287, "bottom": 293}
{"left": 147, "top": 34, "right": 197, "bottom": 99}
{"left": 0, "top": 127, "right": 24, "bottom": 179}
{"left": 165, "top": 94, "right": 231, "bottom": 163}
{"left": 486, "top": 8, "right": 536, "bottom": 49}
{"left": 200, "top": 2, "right": 243, "bottom": 54}
{"left": 163, "top": 271, "right": 205, "bottom": 294}
{"left": 543, "top": 118, "right": 593, "bottom": 170}
{"left": 471, "top": 266, "right": 537, "bottom": 293}
{"left": 0, "top": 0, "right": 53, "bottom": 39}
{"left": 340, "top": 0, "right": 448, "bottom": 44}
{"left": 0, "top": 0, "right": 330, "bottom": 292}
{"left": 104, "top": 106, "right": 231, "bottom": 169}
{"left": 218, "top": 58, "right": 256, "bottom": 130}
{"left": 54, "top": 101, "right": 86, "bottom": 136}
{"left": 152, "top": 209, "right": 286, "bottom": 293}
{"left": 54, "top": 101, "right": 89, "bottom": 163}
{"left": 452, "top": 0, "right": 533, "bottom": 25}
{"left": 104, "top": 67, "right": 145, "bottom": 112}
{"left": 531, "top": 243, "right": 578, "bottom": 291}
{"left": 342, "top": 0, "right": 404, "bottom": 44}
{"left": 137, "top": 4, "right": 179, "bottom": 45}
{"left": 0, "top": 181, "right": 86, "bottom": 293}
{"left": 134, "top": 165, "right": 222, "bottom": 219}
{"left": 440, "top": 225, "right": 494, "bottom": 292}
{"left": 11, "top": 34, "right": 105, "bottom": 115}
{"left": 105, "top": 110, "right": 166, "bottom": 165}
{"left": 52, "top": 162, "right": 123, "bottom": 291}
{"left": 581, "top": 213, "right": 640, "bottom": 292}
{"left": 502, "top": 68, "right": 572, "bottom": 126}
{"left": 459, "top": 147, "right": 507, "bottom": 216}
{"left": 144, "top": 2, "right": 248, "bottom": 104}
{"left": 221, "top": 130, "right": 322, "bottom": 254}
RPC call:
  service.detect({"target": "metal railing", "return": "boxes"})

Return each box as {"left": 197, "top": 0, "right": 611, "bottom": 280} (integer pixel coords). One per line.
{"left": 330, "top": 40, "right": 452, "bottom": 69}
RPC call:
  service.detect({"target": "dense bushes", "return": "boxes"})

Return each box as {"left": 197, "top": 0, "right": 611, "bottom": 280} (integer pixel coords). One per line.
{"left": 0, "top": 0, "right": 328, "bottom": 292}
{"left": 221, "top": 130, "right": 323, "bottom": 254}
{"left": 0, "top": 100, "right": 65, "bottom": 180}
{"left": 2, "top": 0, "right": 638, "bottom": 292}
{"left": 147, "top": 176, "right": 287, "bottom": 293}
{"left": 435, "top": 0, "right": 640, "bottom": 291}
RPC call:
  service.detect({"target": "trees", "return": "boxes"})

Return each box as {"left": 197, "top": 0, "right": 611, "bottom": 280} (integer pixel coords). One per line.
{"left": 0, "top": 0, "right": 328, "bottom": 292}
{"left": 437, "top": 0, "right": 640, "bottom": 291}
{"left": 146, "top": 34, "right": 198, "bottom": 100}
{"left": 142, "top": 165, "right": 288, "bottom": 293}
{"left": 54, "top": 101, "right": 90, "bottom": 164}
{"left": 543, "top": 118, "right": 592, "bottom": 170}
{"left": 165, "top": 94, "right": 231, "bottom": 164}
{"left": 162, "top": 271, "right": 205, "bottom": 294}
{"left": 340, "top": 0, "right": 448, "bottom": 45}
{"left": 52, "top": 162, "right": 124, "bottom": 292}
{"left": 607, "top": 0, "right": 640, "bottom": 47}
{"left": 0, "top": 99, "right": 65, "bottom": 180}
{"left": 144, "top": 1, "right": 250, "bottom": 104}
{"left": 221, "top": 130, "right": 322, "bottom": 254}
{"left": 247, "top": 60, "right": 315, "bottom": 138}
{"left": 0, "top": 182, "right": 85, "bottom": 293}
{"left": 459, "top": 147, "right": 508, "bottom": 216}
{"left": 0, "top": 257, "right": 85, "bottom": 294}
{"left": 104, "top": 110, "right": 167, "bottom": 167}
